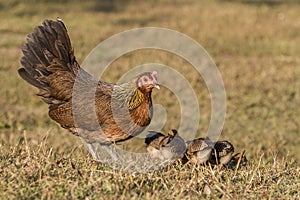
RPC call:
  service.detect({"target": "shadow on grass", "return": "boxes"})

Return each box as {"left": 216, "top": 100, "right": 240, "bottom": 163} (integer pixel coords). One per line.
{"left": 88, "top": 0, "right": 132, "bottom": 12}
{"left": 0, "top": 0, "right": 131, "bottom": 13}
{"left": 220, "top": 0, "right": 299, "bottom": 6}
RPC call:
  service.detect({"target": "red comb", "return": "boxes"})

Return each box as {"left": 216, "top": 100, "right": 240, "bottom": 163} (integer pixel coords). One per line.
{"left": 152, "top": 71, "right": 158, "bottom": 77}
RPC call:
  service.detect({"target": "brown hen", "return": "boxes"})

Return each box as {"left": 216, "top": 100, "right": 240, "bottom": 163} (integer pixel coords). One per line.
{"left": 18, "top": 19, "right": 159, "bottom": 159}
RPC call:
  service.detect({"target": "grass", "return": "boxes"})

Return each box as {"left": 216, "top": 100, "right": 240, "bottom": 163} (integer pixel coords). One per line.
{"left": 0, "top": 0, "right": 299, "bottom": 199}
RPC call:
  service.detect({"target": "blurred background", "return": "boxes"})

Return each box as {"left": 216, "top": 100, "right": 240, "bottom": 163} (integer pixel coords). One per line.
{"left": 0, "top": 0, "right": 299, "bottom": 162}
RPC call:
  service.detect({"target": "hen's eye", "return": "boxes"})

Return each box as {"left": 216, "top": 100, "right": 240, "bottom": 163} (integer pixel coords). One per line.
{"left": 143, "top": 77, "right": 148, "bottom": 82}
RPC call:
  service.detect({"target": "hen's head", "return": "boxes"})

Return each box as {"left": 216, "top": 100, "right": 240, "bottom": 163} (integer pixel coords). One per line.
{"left": 136, "top": 71, "right": 160, "bottom": 92}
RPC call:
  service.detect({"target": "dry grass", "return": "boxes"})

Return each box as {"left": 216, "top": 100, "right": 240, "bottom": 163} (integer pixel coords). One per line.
{"left": 0, "top": 136, "right": 299, "bottom": 199}
{"left": 0, "top": 0, "right": 299, "bottom": 199}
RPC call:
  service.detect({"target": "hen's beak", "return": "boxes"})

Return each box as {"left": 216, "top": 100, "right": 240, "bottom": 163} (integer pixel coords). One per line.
{"left": 154, "top": 84, "right": 160, "bottom": 89}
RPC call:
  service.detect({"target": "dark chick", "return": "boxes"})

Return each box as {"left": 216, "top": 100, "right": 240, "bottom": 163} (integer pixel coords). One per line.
{"left": 145, "top": 129, "right": 186, "bottom": 161}
{"left": 210, "top": 141, "right": 235, "bottom": 166}
{"left": 18, "top": 19, "right": 160, "bottom": 159}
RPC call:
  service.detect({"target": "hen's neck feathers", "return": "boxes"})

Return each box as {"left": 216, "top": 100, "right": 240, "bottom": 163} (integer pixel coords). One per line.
{"left": 112, "top": 80, "right": 152, "bottom": 110}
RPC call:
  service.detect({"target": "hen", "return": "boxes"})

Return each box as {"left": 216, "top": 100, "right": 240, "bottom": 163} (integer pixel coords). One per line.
{"left": 18, "top": 19, "right": 160, "bottom": 159}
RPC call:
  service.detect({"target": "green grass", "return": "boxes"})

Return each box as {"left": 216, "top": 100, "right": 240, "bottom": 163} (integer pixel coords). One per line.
{"left": 0, "top": 0, "right": 299, "bottom": 199}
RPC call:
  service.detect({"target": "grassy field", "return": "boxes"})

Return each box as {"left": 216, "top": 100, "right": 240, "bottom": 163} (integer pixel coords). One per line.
{"left": 0, "top": 0, "right": 299, "bottom": 199}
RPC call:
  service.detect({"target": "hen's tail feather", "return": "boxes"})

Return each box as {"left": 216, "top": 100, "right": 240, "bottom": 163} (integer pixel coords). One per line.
{"left": 18, "top": 68, "right": 47, "bottom": 89}
{"left": 18, "top": 18, "right": 79, "bottom": 105}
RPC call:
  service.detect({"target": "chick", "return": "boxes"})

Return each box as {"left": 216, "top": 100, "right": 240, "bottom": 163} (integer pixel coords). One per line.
{"left": 145, "top": 129, "right": 186, "bottom": 161}
{"left": 210, "top": 140, "right": 234, "bottom": 166}
{"left": 184, "top": 137, "right": 214, "bottom": 164}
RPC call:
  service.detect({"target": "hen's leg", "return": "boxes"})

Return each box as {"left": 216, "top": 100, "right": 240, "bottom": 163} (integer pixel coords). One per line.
{"left": 87, "top": 143, "right": 97, "bottom": 159}
{"left": 101, "top": 144, "right": 120, "bottom": 162}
